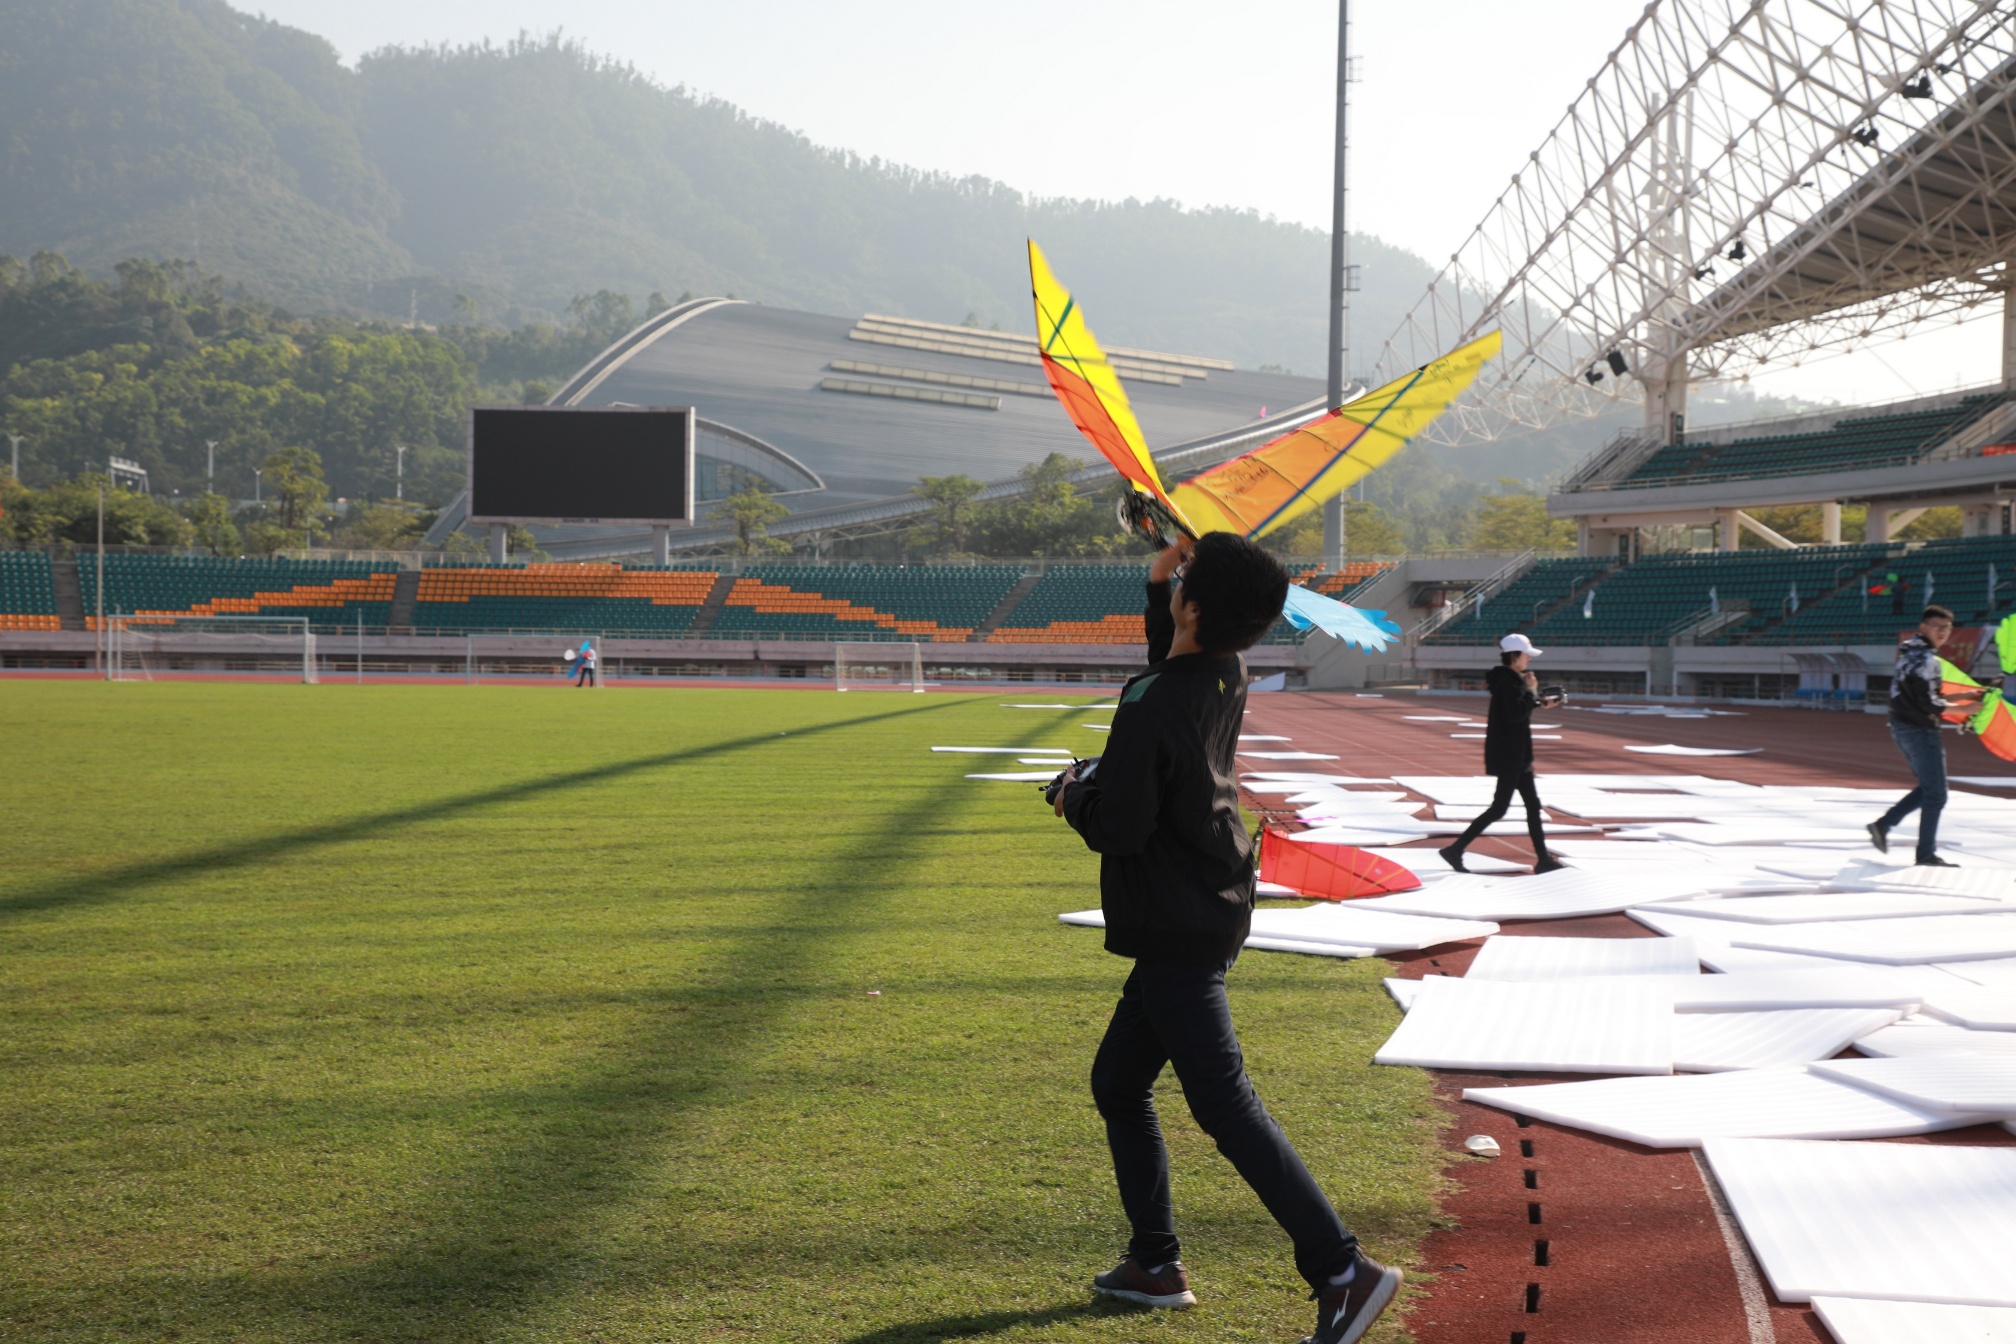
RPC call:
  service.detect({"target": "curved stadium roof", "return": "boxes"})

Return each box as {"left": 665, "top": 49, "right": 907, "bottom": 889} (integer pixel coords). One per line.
{"left": 515, "top": 299, "right": 1325, "bottom": 557}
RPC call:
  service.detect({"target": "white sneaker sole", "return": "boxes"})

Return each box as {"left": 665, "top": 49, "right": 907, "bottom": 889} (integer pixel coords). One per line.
{"left": 1331, "top": 1266, "right": 1403, "bottom": 1344}
{"left": 1093, "top": 1283, "right": 1197, "bottom": 1309}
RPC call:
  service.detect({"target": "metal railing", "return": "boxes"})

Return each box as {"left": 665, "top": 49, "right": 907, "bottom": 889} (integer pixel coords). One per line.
{"left": 1410, "top": 549, "right": 1537, "bottom": 642}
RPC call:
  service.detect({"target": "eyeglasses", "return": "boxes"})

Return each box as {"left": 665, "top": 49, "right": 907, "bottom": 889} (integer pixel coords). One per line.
{"left": 1171, "top": 561, "right": 1188, "bottom": 588}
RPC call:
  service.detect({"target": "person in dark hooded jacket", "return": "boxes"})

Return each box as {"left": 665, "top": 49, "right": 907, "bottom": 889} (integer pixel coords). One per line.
{"left": 1048, "top": 532, "right": 1402, "bottom": 1344}
{"left": 1439, "top": 633, "right": 1563, "bottom": 873}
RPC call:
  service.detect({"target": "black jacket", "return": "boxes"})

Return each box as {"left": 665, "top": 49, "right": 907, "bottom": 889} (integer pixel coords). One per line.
{"left": 1062, "top": 579, "right": 1254, "bottom": 965}
{"left": 1888, "top": 632, "right": 1948, "bottom": 731}
{"left": 1482, "top": 662, "right": 1542, "bottom": 777}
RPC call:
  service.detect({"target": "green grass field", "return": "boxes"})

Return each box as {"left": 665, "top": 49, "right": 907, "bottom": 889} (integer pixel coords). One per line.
{"left": 0, "top": 681, "right": 1444, "bottom": 1343}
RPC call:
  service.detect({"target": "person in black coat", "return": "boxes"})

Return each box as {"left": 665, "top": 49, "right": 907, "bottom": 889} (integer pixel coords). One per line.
{"left": 1439, "top": 633, "right": 1564, "bottom": 873}
{"left": 1048, "top": 532, "right": 1403, "bottom": 1344}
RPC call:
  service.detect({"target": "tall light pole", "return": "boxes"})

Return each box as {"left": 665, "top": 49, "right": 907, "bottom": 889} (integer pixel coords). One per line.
{"left": 394, "top": 444, "right": 407, "bottom": 500}
{"left": 253, "top": 467, "right": 263, "bottom": 505}
{"left": 6, "top": 433, "right": 21, "bottom": 482}
{"left": 206, "top": 440, "right": 218, "bottom": 491}
{"left": 1321, "top": 0, "right": 1354, "bottom": 569}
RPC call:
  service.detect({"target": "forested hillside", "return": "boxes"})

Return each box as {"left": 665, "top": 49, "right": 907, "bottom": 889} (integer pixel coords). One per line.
{"left": 0, "top": 0, "right": 1433, "bottom": 371}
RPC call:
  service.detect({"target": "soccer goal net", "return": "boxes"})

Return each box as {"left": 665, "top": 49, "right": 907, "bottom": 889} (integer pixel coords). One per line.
{"left": 835, "top": 641, "right": 924, "bottom": 692}
{"left": 105, "top": 615, "right": 317, "bottom": 683}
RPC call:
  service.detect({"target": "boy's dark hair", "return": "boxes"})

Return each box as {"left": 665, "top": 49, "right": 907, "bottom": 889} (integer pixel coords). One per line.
{"left": 1179, "top": 532, "right": 1290, "bottom": 653}
{"left": 1923, "top": 604, "right": 1955, "bottom": 623}
{"left": 1501, "top": 651, "right": 1521, "bottom": 666}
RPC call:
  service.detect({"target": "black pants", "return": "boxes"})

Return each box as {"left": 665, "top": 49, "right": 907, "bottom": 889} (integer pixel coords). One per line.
{"left": 1090, "top": 955, "right": 1356, "bottom": 1288}
{"left": 1450, "top": 769, "right": 1549, "bottom": 860}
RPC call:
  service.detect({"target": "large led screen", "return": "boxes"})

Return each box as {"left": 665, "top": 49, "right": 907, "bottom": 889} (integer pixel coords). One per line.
{"left": 468, "top": 406, "right": 694, "bottom": 525}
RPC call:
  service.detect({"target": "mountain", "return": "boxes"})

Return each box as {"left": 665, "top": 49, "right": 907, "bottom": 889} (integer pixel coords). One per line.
{"left": 0, "top": 0, "right": 1435, "bottom": 373}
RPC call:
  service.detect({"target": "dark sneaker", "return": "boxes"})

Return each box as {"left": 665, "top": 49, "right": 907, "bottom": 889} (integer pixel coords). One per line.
{"left": 1301, "top": 1253, "right": 1403, "bottom": 1344}
{"left": 1092, "top": 1256, "right": 1196, "bottom": 1309}
{"left": 1533, "top": 856, "right": 1567, "bottom": 874}
{"left": 1866, "top": 822, "right": 1889, "bottom": 854}
{"left": 1437, "top": 843, "right": 1468, "bottom": 873}
{"left": 1917, "top": 855, "right": 1958, "bottom": 868}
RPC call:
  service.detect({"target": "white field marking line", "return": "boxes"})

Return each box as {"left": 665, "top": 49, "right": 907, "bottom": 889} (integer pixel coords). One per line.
{"left": 931, "top": 746, "right": 1075, "bottom": 753}
{"left": 1692, "top": 1149, "right": 1781, "bottom": 1344}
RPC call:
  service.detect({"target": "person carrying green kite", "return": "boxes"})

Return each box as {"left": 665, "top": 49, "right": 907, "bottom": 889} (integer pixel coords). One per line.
{"left": 1869, "top": 604, "right": 1984, "bottom": 866}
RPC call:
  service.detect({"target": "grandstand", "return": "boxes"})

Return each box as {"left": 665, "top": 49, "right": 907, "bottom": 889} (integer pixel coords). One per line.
{"left": 426, "top": 301, "right": 1327, "bottom": 560}
{"left": 409, "top": 565, "right": 715, "bottom": 636}
{"left": 0, "top": 552, "right": 1333, "bottom": 681}
{"left": 709, "top": 565, "right": 1022, "bottom": 642}
{"left": 78, "top": 556, "right": 398, "bottom": 630}
{"left": 0, "top": 552, "right": 60, "bottom": 630}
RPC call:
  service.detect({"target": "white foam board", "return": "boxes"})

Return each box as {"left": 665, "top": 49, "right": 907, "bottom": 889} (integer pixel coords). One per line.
{"left": 1355, "top": 846, "right": 1524, "bottom": 876}
{"left": 1464, "top": 1067, "right": 1981, "bottom": 1147}
{"left": 1672, "top": 1007, "right": 1904, "bottom": 1072}
{"left": 1239, "top": 750, "right": 1342, "bottom": 760}
{"left": 1242, "top": 772, "right": 1393, "bottom": 785}
{"left": 1241, "top": 936, "right": 1377, "bottom": 960}
{"left": 1856, "top": 1020, "right": 2016, "bottom": 1059}
{"left": 1953, "top": 777, "right": 2016, "bottom": 789}
{"left": 1811, "top": 1297, "right": 2016, "bottom": 1344}
{"left": 1373, "top": 977, "right": 1673, "bottom": 1074}
{"left": 1638, "top": 891, "right": 2005, "bottom": 924}
{"left": 1810, "top": 1056, "right": 2016, "bottom": 1115}
{"left": 1852, "top": 866, "right": 2016, "bottom": 901}
{"left": 1669, "top": 966, "right": 1938, "bottom": 1012}
{"left": 1938, "top": 957, "right": 2016, "bottom": 990}
{"left": 1354, "top": 868, "right": 1714, "bottom": 921}
{"left": 1922, "top": 988, "right": 2016, "bottom": 1031}
{"left": 1702, "top": 1137, "right": 2016, "bottom": 1305}
{"left": 1625, "top": 744, "right": 1763, "bottom": 756}
{"left": 1465, "top": 935, "right": 1700, "bottom": 981}
{"left": 1249, "top": 905, "right": 1498, "bottom": 951}
{"left": 1239, "top": 734, "right": 1291, "bottom": 741}
{"left": 1701, "top": 943, "right": 1877, "bottom": 973}
{"left": 932, "top": 745, "right": 1072, "bottom": 753}
{"left": 967, "top": 771, "right": 1065, "bottom": 781}
{"left": 1731, "top": 913, "right": 2016, "bottom": 964}
{"left": 1055, "top": 907, "right": 1494, "bottom": 955}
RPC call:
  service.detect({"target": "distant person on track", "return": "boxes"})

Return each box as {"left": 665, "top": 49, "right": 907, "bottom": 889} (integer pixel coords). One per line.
{"left": 573, "top": 640, "right": 597, "bottom": 688}
{"left": 1047, "top": 532, "right": 1401, "bottom": 1344}
{"left": 1440, "top": 633, "right": 1564, "bottom": 875}
{"left": 1869, "top": 604, "right": 1979, "bottom": 867}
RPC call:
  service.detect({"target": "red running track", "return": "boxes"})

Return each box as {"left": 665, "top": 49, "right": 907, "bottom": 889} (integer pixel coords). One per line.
{"left": 1240, "top": 690, "right": 2016, "bottom": 1344}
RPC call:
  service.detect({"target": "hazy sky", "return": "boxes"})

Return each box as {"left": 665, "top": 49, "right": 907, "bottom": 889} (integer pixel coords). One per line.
{"left": 250, "top": 0, "right": 2004, "bottom": 408}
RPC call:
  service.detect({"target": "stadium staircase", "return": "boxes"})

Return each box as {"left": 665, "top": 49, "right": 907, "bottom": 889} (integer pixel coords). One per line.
{"left": 684, "top": 573, "right": 738, "bottom": 637}
{"left": 387, "top": 570, "right": 421, "bottom": 633}
{"left": 970, "top": 574, "right": 1041, "bottom": 642}
{"left": 49, "top": 556, "right": 84, "bottom": 630}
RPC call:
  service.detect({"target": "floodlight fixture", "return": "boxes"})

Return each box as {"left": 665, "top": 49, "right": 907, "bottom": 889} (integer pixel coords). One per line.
{"left": 1605, "top": 349, "right": 1629, "bottom": 376}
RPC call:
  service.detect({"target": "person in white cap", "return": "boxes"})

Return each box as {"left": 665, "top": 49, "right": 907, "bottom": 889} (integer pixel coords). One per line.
{"left": 1439, "top": 633, "right": 1564, "bottom": 873}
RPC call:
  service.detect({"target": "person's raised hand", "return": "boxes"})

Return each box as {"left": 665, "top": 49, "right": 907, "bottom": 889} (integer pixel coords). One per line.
{"left": 1149, "top": 538, "right": 1191, "bottom": 584}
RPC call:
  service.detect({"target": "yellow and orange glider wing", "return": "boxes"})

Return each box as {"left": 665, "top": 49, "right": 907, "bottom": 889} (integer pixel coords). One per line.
{"left": 1169, "top": 330, "right": 1502, "bottom": 538}
{"left": 1027, "top": 240, "right": 1179, "bottom": 515}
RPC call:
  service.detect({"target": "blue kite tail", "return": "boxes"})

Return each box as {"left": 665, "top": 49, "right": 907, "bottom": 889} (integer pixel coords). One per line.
{"left": 1280, "top": 583, "right": 1402, "bottom": 653}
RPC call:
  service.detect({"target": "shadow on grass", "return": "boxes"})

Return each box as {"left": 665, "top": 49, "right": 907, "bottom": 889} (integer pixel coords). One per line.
{"left": 840, "top": 1299, "right": 1130, "bottom": 1343}
{"left": 0, "top": 699, "right": 953, "bottom": 923}
{"left": 189, "top": 701, "right": 1088, "bottom": 1342}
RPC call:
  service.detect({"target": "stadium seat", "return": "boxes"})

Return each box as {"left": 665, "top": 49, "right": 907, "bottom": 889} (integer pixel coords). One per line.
{"left": 78, "top": 555, "right": 399, "bottom": 630}
{"left": 0, "top": 552, "right": 61, "bottom": 630}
